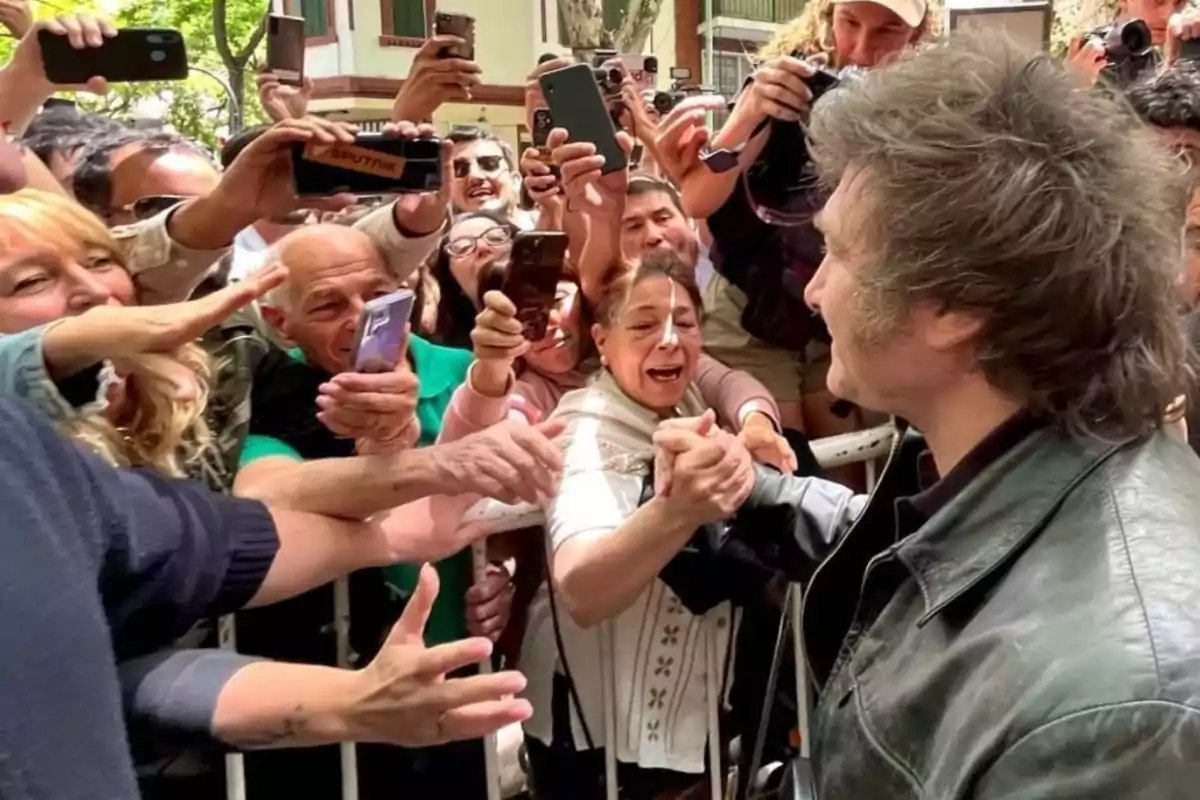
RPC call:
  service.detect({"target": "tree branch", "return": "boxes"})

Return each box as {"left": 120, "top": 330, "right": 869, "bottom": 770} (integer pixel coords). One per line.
{"left": 213, "top": 0, "right": 236, "bottom": 70}
{"left": 235, "top": 14, "right": 269, "bottom": 65}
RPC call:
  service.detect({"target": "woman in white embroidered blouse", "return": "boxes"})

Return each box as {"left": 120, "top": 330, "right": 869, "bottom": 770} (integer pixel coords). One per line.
{"left": 527, "top": 252, "right": 758, "bottom": 798}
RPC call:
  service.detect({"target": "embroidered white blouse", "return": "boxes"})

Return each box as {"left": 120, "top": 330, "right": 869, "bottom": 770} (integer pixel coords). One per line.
{"left": 523, "top": 370, "right": 733, "bottom": 774}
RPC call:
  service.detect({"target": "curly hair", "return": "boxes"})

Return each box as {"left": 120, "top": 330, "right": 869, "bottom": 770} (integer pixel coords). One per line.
{"left": 1126, "top": 63, "right": 1200, "bottom": 132}
{"left": 757, "top": 0, "right": 943, "bottom": 64}
{"left": 807, "top": 34, "right": 1196, "bottom": 440}
{"left": 0, "top": 190, "right": 215, "bottom": 476}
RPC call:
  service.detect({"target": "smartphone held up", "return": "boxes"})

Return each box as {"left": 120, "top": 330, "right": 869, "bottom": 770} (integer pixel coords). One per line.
{"left": 290, "top": 134, "right": 444, "bottom": 197}
{"left": 267, "top": 14, "right": 306, "bottom": 87}
{"left": 434, "top": 11, "right": 476, "bottom": 60}
{"left": 504, "top": 231, "right": 569, "bottom": 341}
{"left": 39, "top": 27, "right": 188, "bottom": 85}
{"left": 353, "top": 289, "right": 416, "bottom": 374}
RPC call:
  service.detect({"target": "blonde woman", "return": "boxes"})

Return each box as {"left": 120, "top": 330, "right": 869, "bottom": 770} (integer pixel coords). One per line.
{"left": 0, "top": 189, "right": 272, "bottom": 481}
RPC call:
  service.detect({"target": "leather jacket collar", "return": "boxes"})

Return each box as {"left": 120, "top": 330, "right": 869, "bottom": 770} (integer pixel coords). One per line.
{"left": 895, "top": 426, "right": 1132, "bottom": 626}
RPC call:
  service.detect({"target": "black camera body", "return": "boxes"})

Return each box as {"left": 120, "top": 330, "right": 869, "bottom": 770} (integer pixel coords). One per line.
{"left": 1084, "top": 18, "right": 1156, "bottom": 86}
{"left": 592, "top": 65, "right": 624, "bottom": 97}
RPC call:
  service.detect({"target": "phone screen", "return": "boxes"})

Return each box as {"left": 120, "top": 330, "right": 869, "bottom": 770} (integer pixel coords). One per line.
{"left": 353, "top": 289, "right": 416, "bottom": 373}
{"left": 267, "top": 15, "right": 306, "bottom": 86}
{"left": 504, "top": 232, "right": 568, "bottom": 341}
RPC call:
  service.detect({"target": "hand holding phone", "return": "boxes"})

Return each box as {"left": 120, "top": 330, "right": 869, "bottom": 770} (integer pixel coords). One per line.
{"left": 353, "top": 289, "right": 416, "bottom": 373}
{"left": 39, "top": 26, "right": 187, "bottom": 85}
{"left": 504, "top": 231, "right": 569, "bottom": 341}
{"left": 291, "top": 134, "right": 444, "bottom": 197}
{"left": 539, "top": 63, "right": 628, "bottom": 175}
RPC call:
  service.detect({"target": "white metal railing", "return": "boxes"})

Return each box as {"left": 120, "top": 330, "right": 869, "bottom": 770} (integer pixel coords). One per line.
{"left": 224, "top": 422, "right": 896, "bottom": 799}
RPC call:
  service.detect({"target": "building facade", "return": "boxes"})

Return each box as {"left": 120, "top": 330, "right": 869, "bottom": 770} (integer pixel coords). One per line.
{"left": 280, "top": 0, "right": 807, "bottom": 151}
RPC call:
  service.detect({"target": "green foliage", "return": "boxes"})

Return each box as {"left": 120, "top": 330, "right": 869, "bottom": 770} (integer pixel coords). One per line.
{"left": 3, "top": 0, "right": 270, "bottom": 149}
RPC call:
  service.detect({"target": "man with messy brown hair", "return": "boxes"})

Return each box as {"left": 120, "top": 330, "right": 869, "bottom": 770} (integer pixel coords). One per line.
{"left": 660, "top": 34, "right": 1200, "bottom": 797}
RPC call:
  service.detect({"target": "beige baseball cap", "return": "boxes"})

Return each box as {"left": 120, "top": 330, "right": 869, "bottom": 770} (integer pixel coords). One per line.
{"left": 832, "top": 0, "right": 928, "bottom": 28}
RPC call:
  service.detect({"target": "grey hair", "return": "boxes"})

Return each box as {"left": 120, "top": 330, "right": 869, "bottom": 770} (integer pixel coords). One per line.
{"left": 807, "top": 33, "right": 1196, "bottom": 440}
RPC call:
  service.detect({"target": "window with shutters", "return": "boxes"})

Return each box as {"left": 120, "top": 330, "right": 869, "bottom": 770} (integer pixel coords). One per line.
{"left": 298, "top": 0, "right": 334, "bottom": 40}
{"left": 381, "top": 0, "right": 437, "bottom": 45}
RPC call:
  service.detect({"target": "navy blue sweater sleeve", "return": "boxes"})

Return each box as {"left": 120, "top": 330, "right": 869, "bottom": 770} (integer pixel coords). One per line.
{"left": 0, "top": 397, "right": 280, "bottom": 798}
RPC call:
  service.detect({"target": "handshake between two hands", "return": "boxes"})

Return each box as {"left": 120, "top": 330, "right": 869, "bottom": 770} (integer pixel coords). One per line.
{"left": 651, "top": 409, "right": 798, "bottom": 528}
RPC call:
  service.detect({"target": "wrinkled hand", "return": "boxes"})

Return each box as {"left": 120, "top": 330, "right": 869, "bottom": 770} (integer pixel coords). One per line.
{"left": 524, "top": 56, "right": 575, "bottom": 131}
{"left": 738, "top": 54, "right": 816, "bottom": 124}
{"left": 383, "top": 120, "right": 454, "bottom": 236}
{"left": 0, "top": 0, "right": 32, "bottom": 38}
{"left": 213, "top": 117, "right": 358, "bottom": 222}
{"left": 652, "top": 410, "right": 755, "bottom": 527}
{"left": 393, "top": 36, "right": 482, "bottom": 122}
{"left": 348, "top": 565, "right": 531, "bottom": 747}
{"left": 739, "top": 413, "right": 798, "bottom": 474}
{"left": 1066, "top": 35, "right": 1106, "bottom": 85}
{"left": 1167, "top": 10, "right": 1200, "bottom": 65}
{"left": 258, "top": 70, "right": 313, "bottom": 122}
{"left": 465, "top": 563, "right": 515, "bottom": 641}
{"left": 317, "top": 360, "right": 420, "bottom": 445}
{"left": 434, "top": 419, "right": 566, "bottom": 504}
{"left": 549, "top": 127, "right": 633, "bottom": 219}
{"left": 12, "top": 13, "right": 115, "bottom": 95}
{"left": 472, "top": 290, "right": 530, "bottom": 365}
{"left": 519, "top": 146, "right": 563, "bottom": 212}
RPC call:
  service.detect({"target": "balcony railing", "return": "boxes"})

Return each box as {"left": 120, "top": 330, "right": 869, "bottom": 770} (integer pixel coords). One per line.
{"left": 701, "top": 0, "right": 808, "bottom": 24}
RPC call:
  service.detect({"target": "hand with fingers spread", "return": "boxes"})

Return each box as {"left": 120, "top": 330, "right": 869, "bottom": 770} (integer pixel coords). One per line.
{"left": 8, "top": 13, "right": 116, "bottom": 97}
{"left": 346, "top": 565, "right": 532, "bottom": 747}
{"left": 0, "top": 0, "right": 32, "bottom": 38}
{"left": 382, "top": 120, "right": 455, "bottom": 236}
{"left": 41, "top": 267, "right": 287, "bottom": 381}
{"left": 258, "top": 69, "right": 314, "bottom": 122}
{"left": 393, "top": 36, "right": 483, "bottom": 123}
{"left": 465, "top": 563, "right": 516, "bottom": 641}
{"left": 549, "top": 127, "right": 633, "bottom": 220}
{"left": 519, "top": 146, "right": 563, "bottom": 212}
{"left": 652, "top": 410, "right": 755, "bottom": 527}
{"left": 316, "top": 361, "right": 420, "bottom": 447}
{"left": 433, "top": 418, "right": 566, "bottom": 504}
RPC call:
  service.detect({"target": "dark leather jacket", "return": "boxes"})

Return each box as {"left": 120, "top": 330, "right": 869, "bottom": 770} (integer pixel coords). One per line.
{"left": 745, "top": 426, "right": 1200, "bottom": 798}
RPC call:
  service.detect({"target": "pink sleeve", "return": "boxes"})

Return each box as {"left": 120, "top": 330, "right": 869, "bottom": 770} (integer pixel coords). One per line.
{"left": 437, "top": 365, "right": 514, "bottom": 444}
{"left": 694, "top": 354, "right": 782, "bottom": 431}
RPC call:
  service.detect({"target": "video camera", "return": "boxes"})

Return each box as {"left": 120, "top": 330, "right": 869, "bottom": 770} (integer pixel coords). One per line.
{"left": 650, "top": 66, "right": 717, "bottom": 115}
{"left": 1083, "top": 18, "right": 1155, "bottom": 86}
{"left": 592, "top": 51, "right": 658, "bottom": 97}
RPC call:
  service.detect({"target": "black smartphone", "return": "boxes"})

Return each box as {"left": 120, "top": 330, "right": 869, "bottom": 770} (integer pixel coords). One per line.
{"left": 531, "top": 107, "right": 561, "bottom": 179}
{"left": 39, "top": 28, "right": 188, "bottom": 84}
{"left": 290, "top": 135, "right": 443, "bottom": 197}
{"left": 267, "top": 14, "right": 306, "bottom": 87}
{"left": 504, "top": 231, "right": 569, "bottom": 341}
{"left": 434, "top": 11, "right": 475, "bottom": 60}
{"left": 539, "top": 63, "right": 627, "bottom": 175}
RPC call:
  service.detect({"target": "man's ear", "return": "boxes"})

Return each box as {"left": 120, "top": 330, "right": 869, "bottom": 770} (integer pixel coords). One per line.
{"left": 260, "top": 304, "right": 298, "bottom": 349}
{"left": 592, "top": 322, "right": 608, "bottom": 363}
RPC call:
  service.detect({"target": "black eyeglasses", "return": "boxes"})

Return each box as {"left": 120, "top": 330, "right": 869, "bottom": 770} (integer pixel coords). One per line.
{"left": 453, "top": 155, "right": 505, "bottom": 179}
{"left": 446, "top": 225, "right": 512, "bottom": 257}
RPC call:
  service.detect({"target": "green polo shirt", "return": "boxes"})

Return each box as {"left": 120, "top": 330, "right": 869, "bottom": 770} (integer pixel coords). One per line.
{"left": 239, "top": 334, "right": 474, "bottom": 645}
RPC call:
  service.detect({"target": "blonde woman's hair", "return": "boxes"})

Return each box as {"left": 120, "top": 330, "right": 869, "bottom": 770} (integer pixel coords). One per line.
{"left": 758, "top": 0, "right": 943, "bottom": 65}
{"left": 0, "top": 189, "right": 215, "bottom": 478}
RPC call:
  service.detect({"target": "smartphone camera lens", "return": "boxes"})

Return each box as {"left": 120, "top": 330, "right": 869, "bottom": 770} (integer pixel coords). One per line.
{"left": 146, "top": 32, "right": 179, "bottom": 44}
{"left": 150, "top": 50, "right": 166, "bottom": 62}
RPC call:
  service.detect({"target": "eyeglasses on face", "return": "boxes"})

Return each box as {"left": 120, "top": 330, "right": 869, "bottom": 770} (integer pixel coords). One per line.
{"left": 445, "top": 225, "right": 512, "bottom": 257}
{"left": 453, "top": 154, "right": 506, "bottom": 179}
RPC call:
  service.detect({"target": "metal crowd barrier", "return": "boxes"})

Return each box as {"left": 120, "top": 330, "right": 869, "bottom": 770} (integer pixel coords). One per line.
{"left": 222, "top": 422, "right": 897, "bottom": 800}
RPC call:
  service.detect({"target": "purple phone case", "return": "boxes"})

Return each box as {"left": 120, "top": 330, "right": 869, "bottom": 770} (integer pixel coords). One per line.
{"left": 354, "top": 289, "right": 414, "bottom": 373}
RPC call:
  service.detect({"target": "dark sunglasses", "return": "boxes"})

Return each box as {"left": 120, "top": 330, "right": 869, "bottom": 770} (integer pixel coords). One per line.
{"left": 453, "top": 154, "right": 505, "bottom": 179}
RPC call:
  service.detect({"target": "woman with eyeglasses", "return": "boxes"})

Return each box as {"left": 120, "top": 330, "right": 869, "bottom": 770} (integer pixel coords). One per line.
{"left": 429, "top": 210, "right": 521, "bottom": 347}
